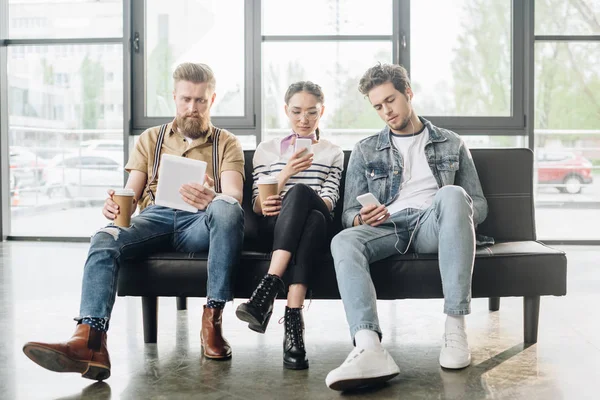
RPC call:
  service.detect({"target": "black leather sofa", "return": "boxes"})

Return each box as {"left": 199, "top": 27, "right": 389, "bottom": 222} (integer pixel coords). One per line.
{"left": 117, "top": 148, "right": 567, "bottom": 344}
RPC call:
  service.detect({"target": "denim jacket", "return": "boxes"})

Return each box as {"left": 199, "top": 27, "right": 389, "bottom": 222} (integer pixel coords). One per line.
{"left": 342, "top": 117, "right": 488, "bottom": 230}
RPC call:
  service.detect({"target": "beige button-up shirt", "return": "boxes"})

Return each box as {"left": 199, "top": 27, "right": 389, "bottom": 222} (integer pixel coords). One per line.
{"left": 125, "top": 119, "right": 245, "bottom": 210}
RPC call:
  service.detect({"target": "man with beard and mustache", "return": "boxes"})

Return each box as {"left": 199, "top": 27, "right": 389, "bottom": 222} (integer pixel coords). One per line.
{"left": 23, "top": 63, "right": 245, "bottom": 381}
{"left": 325, "top": 63, "right": 488, "bottom": 391}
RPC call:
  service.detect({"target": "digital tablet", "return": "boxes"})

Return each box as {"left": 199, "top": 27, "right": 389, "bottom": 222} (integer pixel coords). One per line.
{"left": 155, "top": 154, "right": 207, "bottom": 212}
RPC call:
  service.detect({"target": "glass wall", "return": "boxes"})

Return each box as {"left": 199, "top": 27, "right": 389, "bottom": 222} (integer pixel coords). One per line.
{"left": 261, "top": 0, "right": 394, "bottom": 147}
{"left": 411, "top": 0, "right": 512, "bottom": 117}
{"left": 262, "top": 41, "right": 392, "bottom": 147}
{"left": 534, "top": 0, "right": 600, "bottom": 241}
{"left": 8, "top": 0, "right": 122, "bottom": 39}
{"left": 3, "top": 0, "right": 599, "bottom": 242}
{"left": 144, "top": 0, "right": 245, "bottom": 118}
{"left": 5, "top": 1, "right": 124, "bottom": 237}
{"left": 131, "top": 0, "right": 253, "bottom": 132}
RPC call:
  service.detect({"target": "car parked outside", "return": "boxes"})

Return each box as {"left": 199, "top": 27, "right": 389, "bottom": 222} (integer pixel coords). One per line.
{"left": 43, "top": 152, "right": 124, "bottom": 199}
{"left": 9, "top": 146, "right": 47, "bottom": 192}
{"left": 80, "top": 139, "right": 124, "bottom": 153}
{"left": 536, "top": 150, "right": 594, "bottom": 194}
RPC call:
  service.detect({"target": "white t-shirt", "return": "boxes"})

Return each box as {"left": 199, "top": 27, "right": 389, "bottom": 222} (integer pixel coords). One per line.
{"left": 386, "top": 127, "right": 438, "bottom": 216}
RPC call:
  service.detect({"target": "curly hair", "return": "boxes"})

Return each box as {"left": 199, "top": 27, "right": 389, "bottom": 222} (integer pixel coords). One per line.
{"left": 358, "top": 63, "right": 411, "bottom": 96}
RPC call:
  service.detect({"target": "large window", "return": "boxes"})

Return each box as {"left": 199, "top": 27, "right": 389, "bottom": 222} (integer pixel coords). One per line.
{"left": 8, "top": 0, "right": 122, "bottom": 39}
{"left": 535, "top": 0, "right": 600, "bottom": 35}
{"left": 3, "top": 0, "right": 598, "bottom": 242}
{"left": 3, "top": 1, "right": 125, "bottom": 238}
{"left": 411, "top": 0, "right": 512, "bottom": 117}
{"left": 261, "top": 0, "right": 395, "bottom": 148}
{"left": 261, "top": 0, "right": 524, "bottom": 149}
{"left": 144, "top": 0, "right": 244, "bottom": 117}
{"left": 131, "top": 0, "right": 254, "bottom": 132}
{"left": 534, "top": 0, "right": 600, "bottom": 241}
{"left": 262, "top": 0, "right": 392, "bottom": 36}
{"left": 410, "top": 0, "right": 524, "bottom": 132}
{"left": 262, "top": 41, "right": 392, "bottom": 147}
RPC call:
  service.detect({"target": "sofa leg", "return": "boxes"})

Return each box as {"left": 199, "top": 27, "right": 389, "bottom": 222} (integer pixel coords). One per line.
{"left": 142, "top": 296, "right": 158, "bottom": 344}
{"left": 524, "top": 296, "right": 540, "bottom": 344}
{"left": 489, "top": 297, "right": 500, "bottom": 311}
{"left": 176, "top": 296, "right": 187, "bottom": 311}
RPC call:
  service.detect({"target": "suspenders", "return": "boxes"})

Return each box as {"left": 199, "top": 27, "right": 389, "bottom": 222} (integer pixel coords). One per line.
{"left": 212, "top": 127, "right": 222, "bottom": 193}
{"left": 146, "top": 124, "right": 222, "bottom": 205}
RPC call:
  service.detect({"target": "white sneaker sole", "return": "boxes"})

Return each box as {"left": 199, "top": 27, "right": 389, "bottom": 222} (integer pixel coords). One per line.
{"left": 327, "top": 371, "right": 400, "bottom": 391}
{"left": 439, "top": 355, "right": 471, "bottom": 370}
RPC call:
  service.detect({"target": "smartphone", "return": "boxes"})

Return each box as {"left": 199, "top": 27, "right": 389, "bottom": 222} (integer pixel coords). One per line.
{"left": 294, "top": 138, "right": 312, "bottom": 155}
{"left": 356, "top": 193, "right": 385, "bottom": 221}
{"left": 356, "top": 193, "right": 381, "bottom": 207}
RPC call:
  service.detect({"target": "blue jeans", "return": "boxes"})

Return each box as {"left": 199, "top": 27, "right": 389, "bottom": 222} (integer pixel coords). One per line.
{"left": 330, "top": 185, "right": 475, "bottom": 341}
{"left": 78, "top": 199, "right": 244, "bottom": 330}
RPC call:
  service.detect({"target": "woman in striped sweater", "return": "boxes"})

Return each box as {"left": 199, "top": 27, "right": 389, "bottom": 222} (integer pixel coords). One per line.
{"left": 236, "top": 81, "right": 344, "bottom": 370}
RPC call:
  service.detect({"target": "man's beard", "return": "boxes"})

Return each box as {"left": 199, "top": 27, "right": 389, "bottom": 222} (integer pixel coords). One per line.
{"left": 176, "top": 113, "right": 210, "bottom": 140}
{"left": 389, "top": 109, "right": 413, "bottom": 133}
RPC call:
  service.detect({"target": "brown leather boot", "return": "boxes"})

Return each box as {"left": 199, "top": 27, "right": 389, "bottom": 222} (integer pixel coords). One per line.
{"left": 23, "top": 324, "right": 111, "bottom": 381}
{"left": 201, "top": 305, "right": 232, "bottom": 359}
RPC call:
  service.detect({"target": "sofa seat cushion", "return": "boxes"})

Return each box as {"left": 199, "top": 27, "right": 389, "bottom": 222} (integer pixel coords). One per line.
{"left": 117, "top": 241, "right": 565, "bottom": 300}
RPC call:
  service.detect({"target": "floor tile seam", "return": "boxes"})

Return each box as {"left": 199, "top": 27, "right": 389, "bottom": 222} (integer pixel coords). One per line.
{"left": 570, "top": 326, "right": 600, "bottom": 353}
{"left": 153, "top": 372, "right": 249, "bottom": 400}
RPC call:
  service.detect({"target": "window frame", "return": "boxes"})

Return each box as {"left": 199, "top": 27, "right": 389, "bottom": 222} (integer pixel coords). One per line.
{"left": 0, "top": 0, "right": 8, "bottom": 238}
{"left": 261, "top": 1, "right": 401, "bottom": 143}
{"left": 0, "top": 0, "right": 131, "bottom": 240}
{"left": 399, "top": 0, "right": 527, "bottom": 134}
{"left": 532, "top": 0, "right": 600, "bottom": 244}
{"left": 260, "top": 0, "right": 527, "bottom": 139}
{"left": 0, "top": 0, "right": 554, "bottom": 240}
{"left": 130, "top": 0, "right": 257, "bottom": 134}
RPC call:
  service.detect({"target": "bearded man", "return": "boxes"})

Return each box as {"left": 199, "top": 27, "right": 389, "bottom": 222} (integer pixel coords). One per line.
{"left": 23, "top": 63, "right": 245, "bottom": 380}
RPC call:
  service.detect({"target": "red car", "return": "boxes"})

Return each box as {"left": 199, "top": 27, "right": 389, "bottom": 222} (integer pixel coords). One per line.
{"left": 536, "top": 151, "right": 593, "bottom": 194}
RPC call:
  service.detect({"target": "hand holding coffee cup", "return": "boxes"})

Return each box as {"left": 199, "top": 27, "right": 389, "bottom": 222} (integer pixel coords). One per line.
{"left": 257, "top": 176, "right": 280, "bottom": 216}
{"left": 261, "top": 194, "right": 282, "bottom": 217}
{"left": 111, "top": 188, "right": 135, "bottom": 227}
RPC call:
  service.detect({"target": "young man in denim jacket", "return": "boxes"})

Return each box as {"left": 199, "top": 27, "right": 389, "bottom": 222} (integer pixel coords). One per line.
{"left": 326, "top": 63, "right": 488, "bottom": 391}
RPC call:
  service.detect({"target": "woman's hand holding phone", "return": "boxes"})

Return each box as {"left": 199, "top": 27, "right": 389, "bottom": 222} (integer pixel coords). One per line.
{"left": 282, "top": 148, "right": 313, "bottom": 179}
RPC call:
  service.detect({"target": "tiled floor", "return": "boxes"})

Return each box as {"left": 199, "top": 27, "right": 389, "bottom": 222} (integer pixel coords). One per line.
{"left": 1, "top": 242, "right": 598, "bottom": 399}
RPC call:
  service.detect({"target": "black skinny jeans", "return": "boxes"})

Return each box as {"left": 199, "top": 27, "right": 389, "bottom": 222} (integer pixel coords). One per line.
{"left": 259, "top": 183, "right": 332, "bottom": 287}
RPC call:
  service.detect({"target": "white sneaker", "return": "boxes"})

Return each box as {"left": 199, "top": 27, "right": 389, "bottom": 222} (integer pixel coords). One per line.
{"left": 439, "top": 329, "right": 471, "bottom": 369}
{"left": 325, "top": 347, "right": 400, "bottom": 391}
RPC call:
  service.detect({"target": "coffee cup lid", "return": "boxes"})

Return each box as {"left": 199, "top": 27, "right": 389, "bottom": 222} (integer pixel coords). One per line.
{"left": 257, "top": 176, "right": 278, "bottom": 184}
{"left": 113, "top": 188, "right": 135, "bottom": 196}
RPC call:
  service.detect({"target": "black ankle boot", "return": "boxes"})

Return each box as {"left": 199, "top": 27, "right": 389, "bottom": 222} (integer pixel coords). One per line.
{"left": 235, "top": 274, "right": 284, "bottom": 333}
{"left": 283, "top": 306, "right": 308, "bottom": 370}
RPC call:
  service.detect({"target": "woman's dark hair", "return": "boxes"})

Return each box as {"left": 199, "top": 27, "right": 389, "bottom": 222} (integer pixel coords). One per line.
{"left": 284, "top": 81, "right": 324, "bottom": 139}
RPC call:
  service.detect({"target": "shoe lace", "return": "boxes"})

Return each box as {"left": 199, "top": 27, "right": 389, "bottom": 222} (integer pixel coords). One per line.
{"left": 280, "top": 308, "right": 304, "bottom": 349}
{"left": 248, "top": 275, "right": 280, "bottom": 307}
{"left": 443, "top": 331, "right": 468, "bottom": 350}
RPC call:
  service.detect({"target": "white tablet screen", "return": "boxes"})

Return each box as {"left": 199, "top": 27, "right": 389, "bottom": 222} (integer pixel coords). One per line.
{"left": 155, "top": 154, "right": 207, "bottom": 212}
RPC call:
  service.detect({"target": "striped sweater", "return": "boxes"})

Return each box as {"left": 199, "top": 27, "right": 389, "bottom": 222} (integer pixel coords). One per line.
{"left": 252, "top": 136, "right": 345, "bottom": 211}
